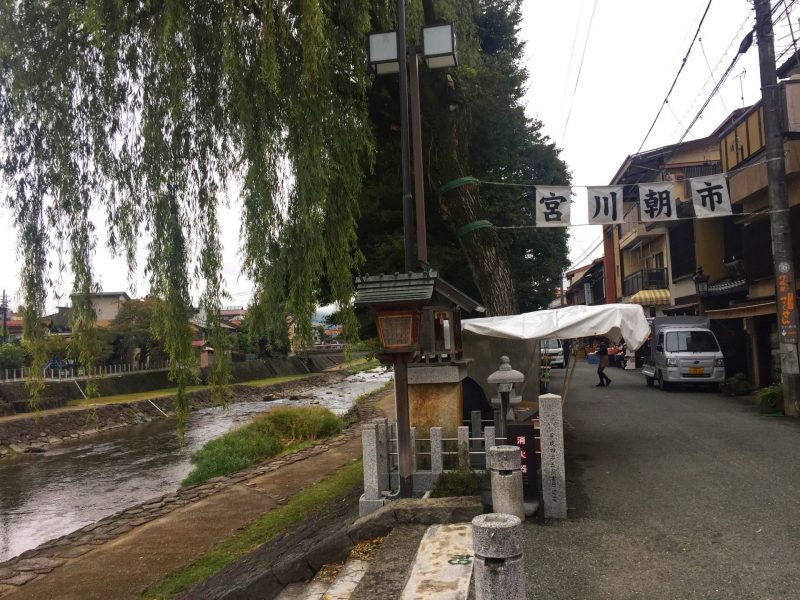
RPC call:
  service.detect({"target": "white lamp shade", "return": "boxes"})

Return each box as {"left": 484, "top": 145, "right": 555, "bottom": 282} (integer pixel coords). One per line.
{"left": 423, "top": 24, "right": 457, "bottom": 69}
{"left": 369, "top": 31, "right": 399, "bottom": 73}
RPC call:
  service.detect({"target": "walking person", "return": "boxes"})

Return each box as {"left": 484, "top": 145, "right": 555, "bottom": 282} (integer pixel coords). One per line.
{"left": 596, "top": 340, "right": 612, "bottom": 387}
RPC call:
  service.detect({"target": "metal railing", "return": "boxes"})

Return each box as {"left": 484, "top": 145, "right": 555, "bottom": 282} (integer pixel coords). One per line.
{"left": 1, "top": 361, "right": 169, "bottom": 383}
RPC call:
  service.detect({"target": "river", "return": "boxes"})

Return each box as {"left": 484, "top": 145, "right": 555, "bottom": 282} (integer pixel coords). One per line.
{"left": 0, "top": 367, "right": 392, "bottom": 563}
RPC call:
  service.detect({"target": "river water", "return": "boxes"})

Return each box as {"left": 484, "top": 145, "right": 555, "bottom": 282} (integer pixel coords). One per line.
{"left": 0, "top": 367, "right": 392, "bottom": 563}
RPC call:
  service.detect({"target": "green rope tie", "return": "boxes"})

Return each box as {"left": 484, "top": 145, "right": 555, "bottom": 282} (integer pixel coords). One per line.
{"left": 455, "top": 220, "right": 494, "bottom": 238}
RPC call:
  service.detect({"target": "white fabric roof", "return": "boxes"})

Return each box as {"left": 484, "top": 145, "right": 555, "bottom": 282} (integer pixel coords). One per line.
{"left": 462, "top": 303, "right": 650, "bottom": 350}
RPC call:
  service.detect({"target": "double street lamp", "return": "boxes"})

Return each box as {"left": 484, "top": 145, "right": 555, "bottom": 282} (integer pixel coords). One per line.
{"left": 368, "top": 19, "right": 458, "bottom": 270}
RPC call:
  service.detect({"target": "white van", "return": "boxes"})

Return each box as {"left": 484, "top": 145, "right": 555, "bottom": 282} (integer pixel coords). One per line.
{"left": 540, "top": 338, "right": 564, "bottom": 368}
{"left": 642, "top": 317, "right": 725, "bottom": 390}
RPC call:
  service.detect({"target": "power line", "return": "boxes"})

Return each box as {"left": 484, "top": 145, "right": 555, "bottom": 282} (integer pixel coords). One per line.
{"left": 561, "top": 0, "right": 599, "bottom": 142}
{"left": 699, "top": 35, "right": 730, "bottom": 115}
{"left": 677, "top": 30, "right": 753, "bottom": 143}
{"left": 637, "top": 0, "right": 715, "bottom": 152}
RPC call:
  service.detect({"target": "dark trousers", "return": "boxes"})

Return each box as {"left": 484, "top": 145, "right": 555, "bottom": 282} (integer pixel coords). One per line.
{"left": 597, "top": 365, "right": 611, "bottom": 385}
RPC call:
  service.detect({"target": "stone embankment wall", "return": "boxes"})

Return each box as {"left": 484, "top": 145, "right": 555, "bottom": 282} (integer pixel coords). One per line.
{"left": 0, "top": 364, "right": 353, "bottom": 459}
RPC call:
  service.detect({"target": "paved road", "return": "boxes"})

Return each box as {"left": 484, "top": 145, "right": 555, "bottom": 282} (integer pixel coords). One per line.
{"left": 525, "top": 360, "right": 800, "bottom": 599}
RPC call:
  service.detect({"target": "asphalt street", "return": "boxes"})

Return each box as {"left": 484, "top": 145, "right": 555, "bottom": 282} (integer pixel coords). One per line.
{"left": 524, "top": 359, "right": 800, "bottom": 600}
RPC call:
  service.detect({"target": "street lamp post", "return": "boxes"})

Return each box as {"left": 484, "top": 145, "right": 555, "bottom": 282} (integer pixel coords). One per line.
{"left": 693, "top": 267, "right": 709, "bottom": 315}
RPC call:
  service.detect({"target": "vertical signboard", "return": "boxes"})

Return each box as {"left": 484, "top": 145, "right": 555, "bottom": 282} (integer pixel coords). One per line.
{"left": 776, "top": 261, "right": 798, "bottom": 344}
{"left": 506, "top": 421, "right": 539, "bottom": 501}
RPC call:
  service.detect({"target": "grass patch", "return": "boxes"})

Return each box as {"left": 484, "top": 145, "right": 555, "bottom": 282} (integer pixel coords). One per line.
{"left": 182, "top": 406, "right": 343, "bottom": 487}
{"left": 239, "top": 373, "right": 312, "bottom": 388}
{"left": 345, "top": 358, "right": 382, "bottom": 374}
{"left": 67, "top": 386, "right": 207, "bottom": 408}
{"left": 140, "top": 459, "right": 364, "bottom": 600}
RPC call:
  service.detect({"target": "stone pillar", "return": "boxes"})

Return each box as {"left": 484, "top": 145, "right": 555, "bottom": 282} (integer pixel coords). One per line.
{"left": 484, "top": 426, "right": 496, "bottom": 455}
{"left": 472, "top": 513, "right": 525, "bottom": 600}
{"left": 539, "top": 393, "right": 567, "bottom": 519}
{"left": 457, "top": 426, "right": 470, "bottom": 471}
{"left": 488, "top": 446, "right": 525, "bottom": 520}
{"left": 430, "top": 427, "right": 443, "bottom": 475}
{"left": 471, "top": 410, "right": 484, "bottom": 452}
{"left": 359, "top": 422, "right": 386, "bottom": 516}
{"left": 373, "top": 418, "right": 390, "bottom": 490}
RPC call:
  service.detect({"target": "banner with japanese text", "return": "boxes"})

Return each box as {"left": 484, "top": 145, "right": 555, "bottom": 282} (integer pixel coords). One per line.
{"left": 535, "top": 186, "right": 572, "bottom": 227}
{"left": 689, "top": 175, "right": 732, "bottom": 218}
{"left": 637, "top": 182, "right": 678, "bottom": 222}
{"left": 587, "top": 186, "right": 625, "bottom": 224}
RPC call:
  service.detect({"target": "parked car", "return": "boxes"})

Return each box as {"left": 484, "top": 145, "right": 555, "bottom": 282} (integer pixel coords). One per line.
{"left": 641, "top": 317, "right": 725, "bottom": 390}
{"left": 540, "top": 338, "right": 565, "bottom": 368}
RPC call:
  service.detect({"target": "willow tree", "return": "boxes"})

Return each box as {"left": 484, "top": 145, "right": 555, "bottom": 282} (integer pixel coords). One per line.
{"left": 0, "top": 1, "right": 379, "bottom": 432}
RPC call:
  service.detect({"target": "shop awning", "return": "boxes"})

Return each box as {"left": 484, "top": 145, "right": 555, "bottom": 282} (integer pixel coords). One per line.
{"left": 628, "top": 289, "right": 672, "bottom": 306}
{"left": 705, "top": 301, "right": 776, "bottom": 320}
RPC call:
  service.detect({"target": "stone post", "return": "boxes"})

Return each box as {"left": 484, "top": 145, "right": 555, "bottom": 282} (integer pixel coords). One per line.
{"left": 359, "top": 422, "right": 386, "bottom": 516}
{"left": 484, "top": 426, "right": 496, "bottom": 470}
{"left": 539, "top": 393, "right": 567, "bottom": 519}
{"left": 457, "top": 426, "right": 470, "bottom": 471}
{"left": 471, "top": 410, "right": 484, "bottom": 452}
{"left": 373, "top": 418, "right": 390, "bottom": 490}
{"left": 430, "top": 427, "right": 443, "bottom": 475}
{"left": 488, "top": 446, "right": 525, "bottom": 520}
{"left": 472, "top": 513, "right": 525, "bottom": 600}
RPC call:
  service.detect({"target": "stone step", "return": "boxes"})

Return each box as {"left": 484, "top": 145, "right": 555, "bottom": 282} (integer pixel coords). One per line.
{"left": 321, "top": 558, "right": 370, "bottom": 599}
{"left": 274, "top": 579, "right": 329, "bottom": 599}
{"left": 350, "top": 524, "right": 428, "bottom": 600}
{"left": 400, "top": 523, "right": 474, "bottom": 599}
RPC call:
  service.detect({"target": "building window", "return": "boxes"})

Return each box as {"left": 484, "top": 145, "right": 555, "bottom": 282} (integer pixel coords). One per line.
{"left": 669, "top": 220, "right": 696, "bottom": 280}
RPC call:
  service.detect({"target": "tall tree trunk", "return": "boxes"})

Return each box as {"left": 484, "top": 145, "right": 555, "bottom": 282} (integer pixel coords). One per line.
{"left": 430, "top": 126, "right": 519, "bottom": 316}
{"left": 420, "top": 0, "right": 519, "bottom": 316}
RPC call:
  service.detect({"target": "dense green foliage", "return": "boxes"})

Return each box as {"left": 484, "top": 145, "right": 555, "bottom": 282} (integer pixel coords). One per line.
{"left": 182, "top": 406, "right": 342, "bottom": 486}
{"left": 0, "top": 343, "right": 27, "bottom": 370}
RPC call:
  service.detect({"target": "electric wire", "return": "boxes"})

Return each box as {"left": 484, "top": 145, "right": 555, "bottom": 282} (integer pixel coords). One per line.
{"left": 637, "top": 0, "right": 715, "bottom": 153}
{"left": 561, "top": 0, "right": 599, "bottom": 142}
{"left": 699, "top": 35, "right": 730, "bottom": 114}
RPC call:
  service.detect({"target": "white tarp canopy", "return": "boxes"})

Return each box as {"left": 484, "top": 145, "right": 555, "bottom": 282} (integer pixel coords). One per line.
{"left": 462, "top": 303, "right": 650, "bottom": 350}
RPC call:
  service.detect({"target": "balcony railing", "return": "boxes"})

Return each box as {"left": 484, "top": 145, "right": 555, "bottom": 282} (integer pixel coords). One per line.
{"left": 623, "top": 268, "right": 668, "bottom": 296}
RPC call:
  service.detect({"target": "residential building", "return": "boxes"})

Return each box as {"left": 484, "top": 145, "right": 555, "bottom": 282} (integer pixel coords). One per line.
{"left": 71, "top": 291, "right": 130, "bottom": 325}
{"left": 564, "top": 258, "right": 605, "bottom": 306}
{"left": 701, "top": 70, "right": 800, "bottom": 386}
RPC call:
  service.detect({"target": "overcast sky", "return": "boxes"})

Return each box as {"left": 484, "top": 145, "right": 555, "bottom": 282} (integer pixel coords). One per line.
{"left": 1, "top": 1, "right": 797, "bottom": 313}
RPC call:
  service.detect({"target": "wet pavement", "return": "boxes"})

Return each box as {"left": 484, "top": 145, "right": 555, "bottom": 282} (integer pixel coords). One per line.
{"left": 0, "top": 368, "right": 391, "bottom": 562}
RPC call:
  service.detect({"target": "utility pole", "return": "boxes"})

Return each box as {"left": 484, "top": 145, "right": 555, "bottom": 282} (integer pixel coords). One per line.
{"left": 755, "top": 0, "right": 800, "bottom": 416}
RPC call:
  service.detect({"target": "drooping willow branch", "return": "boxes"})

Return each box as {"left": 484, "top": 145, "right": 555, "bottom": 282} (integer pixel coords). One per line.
{"left": 0, "top": 0, "right": 375, "bottom": 433}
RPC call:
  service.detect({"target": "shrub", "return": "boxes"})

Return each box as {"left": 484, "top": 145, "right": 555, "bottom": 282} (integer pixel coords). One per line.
{"left": 0, "top": 343, "right": 28, "bottom": 370}
{"left": 757, "top": 384, "right": 782, "bottom": 410}
{"left": 182, "top": 406, "right": 342, "bottom": 486}
{"left": 430, "top": 468, "right": 484, "bottom": 498}
{"left": 256, "top": 406, "right": 341, "bottom": 443}
{"left": 723, "top": 372, "right": 751, "bottom": 395}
